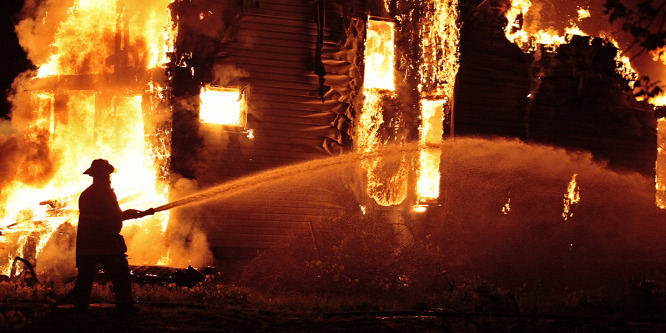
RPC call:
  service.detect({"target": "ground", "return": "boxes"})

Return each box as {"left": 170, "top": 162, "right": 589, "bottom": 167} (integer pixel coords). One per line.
{"left": 3, "top": 299, "right": 666, "bottom": 332}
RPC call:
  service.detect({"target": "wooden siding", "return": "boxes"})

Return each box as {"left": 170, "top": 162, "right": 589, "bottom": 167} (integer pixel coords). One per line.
{"left": 195, "top": 0, "right": 358, "bottom": 248}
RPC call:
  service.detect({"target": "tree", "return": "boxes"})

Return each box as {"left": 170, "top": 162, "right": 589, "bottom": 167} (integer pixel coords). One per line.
{"left": 604, "top": 0, "right": 666, "bottom": 98}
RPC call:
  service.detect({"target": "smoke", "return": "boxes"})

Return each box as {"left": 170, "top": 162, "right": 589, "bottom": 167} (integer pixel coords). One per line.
{"left": 0, "top": 123, "right": 57, "bottom": 210}
{"left": 0, "top": 69, "right": 60, "bottom": 212}
{"left": 162, "top": 175, "right": 213, "bottom": 267}
{"left": 119, "top": 175, "right": 213, "bottom": 268}
{"left": 15, "top": 0, "right": 77, "bottom": 65}
{"left": 0, "top": 135, "right": 21, "bottom": 211}
{"left": 35, "top": 222, "right": 76, "bottom": 280}
{"left": 210, "top": 64, "right": 249, "bottom": 87}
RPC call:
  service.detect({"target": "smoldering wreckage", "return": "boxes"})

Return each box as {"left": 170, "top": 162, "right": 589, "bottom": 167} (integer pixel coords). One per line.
{"left": 1, "top": 0, "right": 666, "bottom": 314}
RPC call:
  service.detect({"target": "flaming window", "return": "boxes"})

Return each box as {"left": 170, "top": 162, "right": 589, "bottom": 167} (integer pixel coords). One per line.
{"left": 357, "top": 17, "right": 409, "bottom": 207}
{"left": 417, "top": 100, "right": 444, "bottom": 204}
{"left": 657, "top": 118, "right": 666, "bottom": 208}
{"left": 199, "top": 86, "right": 247, "bottom": 127}
{"left": 364, "top": 18, "right": 395, "bottom": 91}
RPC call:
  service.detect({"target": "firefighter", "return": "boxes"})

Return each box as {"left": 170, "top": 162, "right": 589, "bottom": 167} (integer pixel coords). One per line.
{"left": 73, "top": 159, "right": 154, "bottom": 312}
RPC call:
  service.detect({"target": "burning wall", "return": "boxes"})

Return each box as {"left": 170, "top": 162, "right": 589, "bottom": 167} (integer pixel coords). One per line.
{"left": 167, "top": 0, "right": 460, "bottom": 249}
{"left": 455, "top": 0, "right": 657, "bottom": 177}
{"left": 0, "top": 0, "right": 216, "bottom": 278}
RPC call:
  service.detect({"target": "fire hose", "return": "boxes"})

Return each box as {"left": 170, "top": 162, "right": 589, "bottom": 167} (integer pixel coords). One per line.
{"left": 10, "top": 257, "right": 39, "bottom": 284}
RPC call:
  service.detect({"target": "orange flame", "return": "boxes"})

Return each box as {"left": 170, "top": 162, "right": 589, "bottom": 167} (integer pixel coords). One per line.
{"left": 364, "top": 19, "right": 395, "bottom": 91}
{"left": 1, "top": 0, "right": 175, "bottom": 276}
{"left": 414, "top": 0, "right": 459, "bottom": 208}
{"left": 417, "top": 100, "right": 444, "bottom": 203}
{"left": 563, "top": 174, "right": 581, "bottom": 220}
{"left": 502, "top": 192, "right": 511, "bottom": 215}
{"left": 505, "top": 1, "right": 590, "bottom": 52}
{"left": 357, "top": 89, "right": 410, "bottom": 206}
{"left": 199, "top": 86, "right": 246, "bottom": 126}
{"left": 656, "top": 118, "right": 666, "bottom": 208}
{"left": 356, "top": 18, "right": 410, "bottom": 207}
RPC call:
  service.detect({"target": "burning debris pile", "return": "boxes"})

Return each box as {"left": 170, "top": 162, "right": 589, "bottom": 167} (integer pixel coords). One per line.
{"left": 0, "top": 0, "right": 213, "bottom": 282}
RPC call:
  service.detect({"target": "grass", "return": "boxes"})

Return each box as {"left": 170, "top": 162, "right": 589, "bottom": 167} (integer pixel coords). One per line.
{"left": 2, "top": 278, "right": 666, "bottom": 332}
{"left": 2, "top": 275, "right": 666, "bottom": 331}
{"left": 3, "top": 214, "right": 666, "bottom": 331}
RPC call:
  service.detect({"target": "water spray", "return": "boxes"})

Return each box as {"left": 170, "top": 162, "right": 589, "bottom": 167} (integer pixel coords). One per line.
{"left": 151, "top": 142, "right": 442, "bottom": 213}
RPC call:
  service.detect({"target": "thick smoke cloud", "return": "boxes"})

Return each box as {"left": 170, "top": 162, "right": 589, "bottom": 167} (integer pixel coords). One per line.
{"left": 15, "top": 0, "right": 77, "bottom": 65}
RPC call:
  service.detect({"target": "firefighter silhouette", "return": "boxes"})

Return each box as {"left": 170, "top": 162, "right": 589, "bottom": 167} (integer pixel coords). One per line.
{"left": 73, "top": 159, "right": 154, "bottom": 311}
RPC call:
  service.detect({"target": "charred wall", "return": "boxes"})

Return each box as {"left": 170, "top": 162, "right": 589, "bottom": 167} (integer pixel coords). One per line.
{"left": 169, "top": 0, "right": 243, "bottom": 179}
{"left": 454, "top": 3, "right": 531, "bottom": 139}
{"left": 526, "top": 36, "right": 656, "bottom": 176}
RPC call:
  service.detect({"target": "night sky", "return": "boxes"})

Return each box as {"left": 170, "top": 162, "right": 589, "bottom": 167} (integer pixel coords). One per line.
{"left": 0, "top": 0, "right": 29, "bottom": 120}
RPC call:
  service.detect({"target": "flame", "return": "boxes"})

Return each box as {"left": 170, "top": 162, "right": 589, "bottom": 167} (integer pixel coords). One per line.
{"left": 417, "top": 100, "right": 444, "bottom": 203}
{"left": 648, "top": 48, "right": 666, "bottom": 106}
{"left": 157, "top": 248, "right": 172, "bottom": 266}
{"left": 415, "top": 0, "right": 459, "bottom": 206}
{"left": 357, "top": 89, "right": 409, "bottom": 206}
{"left": 364, "top": 19, "right": 395, "bottom": 91}
{"left": 577, "top": 7, "right": 591, "bottom": 20}
{"left": 418, "top": 0, "right": 459, "bottom": 96}
{"left": 502, "top": 196, "right": 511, "bottom": 215}
{"left": 656, "top": 118, "right": 666, "bottom": 208}
{"left": 1, "top": 0, "right": 174, "bottom": 275}
{"left": 356, "top": 18, "right": 410, "bottom": 206}
{"left": 199, "top": 86, "right": 246, "bottom": 126}
{"left": 35, "top": 1, "right": 173, "bottom": 78}
{"left": 504, "top": 0, "right": 532, "bottom": 47}
{"left": 562, "top": 174, "right": 581, "bottom": 220}
{"left": 504, "top": 0, "right": 590, "bottom": 52}
{"left": 650, "top": 94, "right": 666, "bottom": 107}
{"left": 501, "top": 192, "right": 512, "bottom": 215}
{"left": 564, "top": 23, "right": 587, "bottom": 37}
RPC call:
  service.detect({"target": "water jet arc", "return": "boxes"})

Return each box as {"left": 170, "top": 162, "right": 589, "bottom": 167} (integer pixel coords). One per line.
{"left": 152, "top": 142, "right": 435, "bottom": 213}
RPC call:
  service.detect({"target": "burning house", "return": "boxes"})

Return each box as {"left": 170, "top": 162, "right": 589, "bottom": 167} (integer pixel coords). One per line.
{"left": 0, "top": 0, "right": 458, "bottom": 276}
{"left": 168, "top": 0, "right": 459, "bottom": 259}
{"left": 1, "top": 0, "right": 665, "bottom": 279}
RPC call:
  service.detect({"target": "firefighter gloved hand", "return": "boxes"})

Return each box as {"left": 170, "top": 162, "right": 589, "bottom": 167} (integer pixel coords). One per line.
{"left": 122, "top": 209, "right": 143, "bottom": 220}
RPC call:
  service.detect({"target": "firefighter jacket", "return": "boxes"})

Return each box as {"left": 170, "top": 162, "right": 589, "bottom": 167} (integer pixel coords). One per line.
{"left": 76, "top": 182, "right": 127, "bottom": 256}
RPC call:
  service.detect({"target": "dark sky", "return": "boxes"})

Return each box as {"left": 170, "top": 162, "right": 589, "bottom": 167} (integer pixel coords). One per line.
{"left": 0, "top": 0, "right": 29, "bottom": 120}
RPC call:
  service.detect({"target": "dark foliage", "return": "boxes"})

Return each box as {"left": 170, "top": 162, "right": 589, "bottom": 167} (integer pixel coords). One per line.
{"left": 239, "top": 214, "right": 449, "bottom": 300}
{"left": 604, "top": 0, "right": 666, "bottom": 97}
